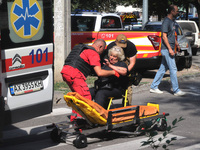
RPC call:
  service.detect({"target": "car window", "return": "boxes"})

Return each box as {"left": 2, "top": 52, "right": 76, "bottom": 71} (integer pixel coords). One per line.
{"left": 123, "top": 18, "right": 137, "bottom": 24}
{"left": 71, "top": 16, "right": 96, "bottom": 31}
{"left": 101, "top": 16, "right": 121, "bottom": 29}
{"left": 178, "top": 22, "right": 196, "bottom": 32}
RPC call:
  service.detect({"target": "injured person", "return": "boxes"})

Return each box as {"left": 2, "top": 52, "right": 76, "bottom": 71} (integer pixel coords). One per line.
{"left": 90, "top": 46, "right": 129, "bottom": 109}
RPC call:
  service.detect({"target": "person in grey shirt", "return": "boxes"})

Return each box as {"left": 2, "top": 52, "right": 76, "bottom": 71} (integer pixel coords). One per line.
{"left": 150, "top": 4, "right": 186, "bottom": 96}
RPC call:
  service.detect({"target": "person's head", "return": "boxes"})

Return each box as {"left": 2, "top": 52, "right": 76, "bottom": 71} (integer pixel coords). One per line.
{"left": 108, "top": 46, "right": 125, "bottom": 64}
{"left": 92, "top": 39, "right": 106, "bottom": 54}
{"left": 115, "top": 34, "right": 127, "bottom": 48}
{"left": 167, "top": 5, "right": 179, "bottom": 18}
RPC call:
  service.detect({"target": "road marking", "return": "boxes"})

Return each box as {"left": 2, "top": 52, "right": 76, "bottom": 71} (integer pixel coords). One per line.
{"left": 92, "top": 134, "right": 186, "bottom": 150}
{"left": 176, "top": 144, "right": 200, "bottom": 150}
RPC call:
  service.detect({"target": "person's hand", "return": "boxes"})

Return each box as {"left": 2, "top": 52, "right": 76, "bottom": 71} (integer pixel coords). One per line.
{"left": 169, "top": 49, "right": 175, "bottom": 56}
{"left": 177, "top": 45, "right": 181, "bottom": 52}
{"left": 103, "top": 59, "right": 110, "bottom": 66}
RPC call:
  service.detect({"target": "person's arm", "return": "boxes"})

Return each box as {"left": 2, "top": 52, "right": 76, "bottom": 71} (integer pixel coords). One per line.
{"left": 175, "top": 39, "right": 180, "bottom": 52}
{"left": 93, "top": 66, "right": 115, "bottom": 77}
{"left": 162, "top": 32, "right": 175, "bottom": 56}
{"left": 128, "top": 55, "right": 136, "bottom": 72}
{"left": 107, "top": 64, "right": 127, "bottom": 76}
{"left": 103, "top": 59, "right": 127, "bottom": 76}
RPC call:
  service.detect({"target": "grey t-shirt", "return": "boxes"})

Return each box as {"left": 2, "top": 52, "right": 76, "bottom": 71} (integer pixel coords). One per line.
{"left": 161, "top": 17, "right": 176, "bottom": 50}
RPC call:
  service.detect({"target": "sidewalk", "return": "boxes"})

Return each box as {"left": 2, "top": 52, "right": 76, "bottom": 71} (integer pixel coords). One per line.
{"left": 133, "top": 64, "right": 200, "bottom": 93}
{"left": 53, "top": 64, "right": 200, "bottom": 104}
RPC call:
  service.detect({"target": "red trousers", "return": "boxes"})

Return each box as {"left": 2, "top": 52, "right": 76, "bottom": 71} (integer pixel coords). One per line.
{"left": 62, "top": 71, "right": 91, "bottom": 122}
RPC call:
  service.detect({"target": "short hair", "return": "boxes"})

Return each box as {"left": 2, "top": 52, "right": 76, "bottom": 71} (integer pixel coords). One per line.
{"left": 167, "top": 5, "right": 176, "bottom": 14}
{"left": 108, "top": 46, "right": 125, "bottom": 61}
{"left": 94, "top": 39, "right": 106, "bottom": 47}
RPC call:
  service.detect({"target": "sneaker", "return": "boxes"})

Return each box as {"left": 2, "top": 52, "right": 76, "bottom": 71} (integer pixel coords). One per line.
{"left": 174, "top": 90, "right": 186, "bottom": 96}
{"left": 150, "top": 88, "right": 163, "bottom": 94}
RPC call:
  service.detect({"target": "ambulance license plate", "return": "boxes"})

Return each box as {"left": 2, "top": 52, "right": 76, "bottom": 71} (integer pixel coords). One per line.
{"left": 10, "top": 80, "right": 43, "bottom": 96}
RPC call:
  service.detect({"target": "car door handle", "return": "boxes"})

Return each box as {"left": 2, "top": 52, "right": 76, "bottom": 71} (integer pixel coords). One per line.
{"left": 87, "top": 37, "right": 95, "bottom": 40}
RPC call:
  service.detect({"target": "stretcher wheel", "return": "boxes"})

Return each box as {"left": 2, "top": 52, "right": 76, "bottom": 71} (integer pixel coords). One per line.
{"left": 50, "top": 128, "right": 61, "bottom": 143}
{"left": 157, "top": 118, "right": 167, "bottom": 131}
{"left": 73, "top": 134, "right": 87, "bottom": 148}
{"left": 134, "top": 124, "right": 146, "bottom": 136}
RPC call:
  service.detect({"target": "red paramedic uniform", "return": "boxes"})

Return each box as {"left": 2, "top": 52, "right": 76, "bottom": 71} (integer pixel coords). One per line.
{"left": 61, "top": 49, "right": 101, "bottom": 121}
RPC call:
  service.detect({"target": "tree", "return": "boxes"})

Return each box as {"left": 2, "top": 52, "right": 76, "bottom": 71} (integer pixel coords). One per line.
{"left": 173, "top": 0, "right": 200, "bottom": 28}
{"left": 131, "top": 0, "right": 170, "bottom": 21}
{"left": 71, "top": 0, "right": 200, "bottom": 26}
{"left": 71, "top": 0, "right": 132, "bottom": 12}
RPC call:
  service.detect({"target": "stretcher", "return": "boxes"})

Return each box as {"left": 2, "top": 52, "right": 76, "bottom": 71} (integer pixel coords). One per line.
{"left": 49, "top": 92, "right": 169, "bottom": 148}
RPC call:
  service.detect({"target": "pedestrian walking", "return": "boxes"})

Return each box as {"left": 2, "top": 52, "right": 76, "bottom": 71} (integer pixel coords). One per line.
{"left": 150, "top": 4, "right": 186, "bottom": 96}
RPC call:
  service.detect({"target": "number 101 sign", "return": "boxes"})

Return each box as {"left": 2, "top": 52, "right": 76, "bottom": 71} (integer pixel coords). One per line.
{"left": 29, "top": 47, "right": 48, "bottom": 64}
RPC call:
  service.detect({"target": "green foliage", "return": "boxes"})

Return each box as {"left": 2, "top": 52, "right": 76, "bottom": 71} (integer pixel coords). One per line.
{"left": 71, "top": 0, "right": 200, "bottom": 23}
{"left": 141, "top": 117, "right": 184, "bottom": 150}
{"left": 71, "top": 0, "right": 133, "bottom": 12}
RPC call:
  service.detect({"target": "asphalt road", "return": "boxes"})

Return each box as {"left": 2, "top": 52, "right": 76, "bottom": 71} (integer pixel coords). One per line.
{"left": 1, "top": 51, "right": 200, "bottom": 150}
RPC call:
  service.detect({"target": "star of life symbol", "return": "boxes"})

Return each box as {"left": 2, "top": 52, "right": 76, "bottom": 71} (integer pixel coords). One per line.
{"left": 10, "top": 0, "right": 42, "bottom": 39}
{"left": 9, "top": 54, "right": 25, "bottom": 70}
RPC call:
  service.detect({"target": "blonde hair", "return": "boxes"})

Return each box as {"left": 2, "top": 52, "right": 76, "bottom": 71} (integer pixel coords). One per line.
{"left": 108, "top": 46, "right": 125, "bottom": 61}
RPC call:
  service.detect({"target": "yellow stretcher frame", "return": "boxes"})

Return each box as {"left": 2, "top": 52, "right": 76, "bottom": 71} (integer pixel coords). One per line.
{"left": 64, "top": 92, "right": 161, "bottom": 125}
{"left": 49, "top": 92, "right": 169, "bottom": 149}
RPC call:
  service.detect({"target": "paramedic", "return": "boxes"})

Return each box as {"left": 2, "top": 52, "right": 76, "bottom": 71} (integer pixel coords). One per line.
{"left": 90, "top": 46, "right": 128, "bottom": 109}
{"left": 61, "top": 39, "right": 119, "bottom": 121}
{"left": 150, "top": 5, "right": 186, "bottom": 96}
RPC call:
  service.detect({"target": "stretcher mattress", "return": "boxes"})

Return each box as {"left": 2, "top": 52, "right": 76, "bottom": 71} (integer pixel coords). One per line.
{"left": 64, "top": 92, "right": 159, "bottom": 125}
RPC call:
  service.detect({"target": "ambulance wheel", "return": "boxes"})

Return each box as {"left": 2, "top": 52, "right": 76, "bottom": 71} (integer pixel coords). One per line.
{"left": 157, "top": 118, "right": 167, "bottom": 131}
{"left": 50, "top": 128, "right": 61, "bottom": 143}
{"left": 73, "top": 134, "right": 87, "bottom": 148}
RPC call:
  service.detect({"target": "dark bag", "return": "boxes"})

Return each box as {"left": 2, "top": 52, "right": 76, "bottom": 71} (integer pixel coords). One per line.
{"left": 124, "top": 57, "right": 142, "bottom": 86}
{"left": 94, "top": 78, "right": 113, "bottom": 90}
{"left": 128, "top": 72, "right": 142, "bottom": 86}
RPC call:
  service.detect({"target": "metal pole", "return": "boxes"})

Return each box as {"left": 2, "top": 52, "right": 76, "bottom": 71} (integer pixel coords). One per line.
{"left": 64, "top": 0, "right": 71, "bottom": 58}
{"left": 142, "top": 0, "right": 148, "bottom": 27}
{"left": 54, "top": 0, "right": 71, "bottom": 82}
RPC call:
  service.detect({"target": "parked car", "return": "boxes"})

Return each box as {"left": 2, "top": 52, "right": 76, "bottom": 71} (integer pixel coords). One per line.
{"left": 189, "top": 17, "right": 199, "bottom": 29}
{"left": 71, "top": 11, "right": 163, "bottom": 72}
{"left": 176, "top": 12, "right": 193, "bottom": 20}
{"left": 176, "top": 20, "right": 200, "bottom": 55}
{"left": 143, "top": 21, "right": 192, "bottom": 70}
{"left": 132, "top": 24, "right": 142, "bottom": 30}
